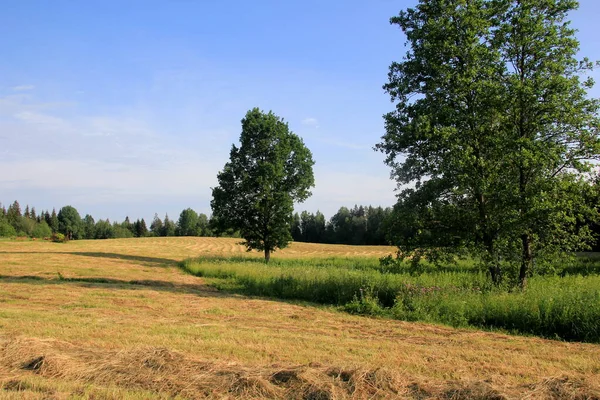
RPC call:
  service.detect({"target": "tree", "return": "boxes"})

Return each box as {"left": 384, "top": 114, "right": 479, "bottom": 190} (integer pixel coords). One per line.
{"left": 177, "top": 208, "right": 200, "bottom": 236}
{"left": 32, "top": 221, "right": 52, "bottom": 239}
{"left": 58, "top": 206, "right": 82, "bottom": 240}
{"left": 161, "top": 214, "right": 176, "bottom": 237}
{"left": 496, "top": 0, "right": 600, "bottom": 287}
{"left": 0, "top": 221, "right": 16, "bottom": 237}
{"left": 122, "top": 216, "right": 134, "bottom": 235}
{"left": 83, "top": 214, "right": 96, "bottom": 239}
{"left": 197, "top": 213, "right": 211, "bottom": 236}
{"left": 299, "top": 211, "right": 326, "bottom": 243}
{"left": 211, "top": 108, "right": 315, "bottom": 262}
{"left": 134, "top": 218, "right": 148, "bottom": 237}
{"left": 378, "top": 0, "right": 600, "bottom": 286}
{"left": 291, "top": 213, "right": 302, "bottom": 241}
{"left": 112, "top": 222, "right": 134, "bottom": 238}
{"left": 150, "top": 213, "right": 163, "bottom": 237}
{"left": 18, "top": 217, "right": 36, "bottom": 237}
{"left": 7, "top": 201, "right": 22, "bottom": 231}
{"left": 329, "top": 207, "right": 353, "bottom": 244}
{"left": 49, "top": 209, "right": 59, "bottom": 233}
{"left": 95, "top": 219, "right": 114, "bottom": 239}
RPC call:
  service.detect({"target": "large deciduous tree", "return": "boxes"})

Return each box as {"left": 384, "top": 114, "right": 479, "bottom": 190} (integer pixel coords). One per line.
{"left": 378, "top": 0, "right": 600, "bottom": 287}
{"left": 58, "top": 206, "right": 82, "bottom": 240}
{"left": 211, "top": 108, "right": 315, "bottom": 262}
{"left": 177, "top": 208, "right": 200, "bottom": 236}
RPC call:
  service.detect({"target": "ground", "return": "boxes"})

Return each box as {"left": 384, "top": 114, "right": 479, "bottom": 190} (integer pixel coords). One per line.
{"left": 0, "top": 237, "right": 598, "bottom": 399}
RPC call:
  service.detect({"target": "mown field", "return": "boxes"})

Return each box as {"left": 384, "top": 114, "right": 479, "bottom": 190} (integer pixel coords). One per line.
{"left": 1, "top": 237, "right": 599, "bottom": 399}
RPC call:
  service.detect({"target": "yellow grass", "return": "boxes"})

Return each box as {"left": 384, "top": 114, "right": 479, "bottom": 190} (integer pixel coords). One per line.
{"left": 0, "top": 237, "right": 599, "bottom": 399}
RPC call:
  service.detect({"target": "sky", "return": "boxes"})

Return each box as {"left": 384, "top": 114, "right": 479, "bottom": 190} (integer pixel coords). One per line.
{"left": 1, "top": 0, "right": 600, "bottom": 223}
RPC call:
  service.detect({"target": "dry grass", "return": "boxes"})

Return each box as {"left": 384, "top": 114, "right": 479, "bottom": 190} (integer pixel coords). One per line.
{"left": 0, "top": 237, "right": 599, "bottom": 399}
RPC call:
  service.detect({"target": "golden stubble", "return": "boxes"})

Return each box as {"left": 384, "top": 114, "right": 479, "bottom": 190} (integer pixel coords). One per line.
{"left": 0, "top": 237, "right": 598, "bottom": 399}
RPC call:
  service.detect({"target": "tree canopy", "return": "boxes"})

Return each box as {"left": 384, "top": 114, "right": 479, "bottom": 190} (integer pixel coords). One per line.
{"left": 58, "top": 206, "right": 82, "bottom": 240}
{"left": 378, "top": 0, "right": 600, "bottom": 287}
{"left": 211, "top": 108, "right": 315, "bottom": 261}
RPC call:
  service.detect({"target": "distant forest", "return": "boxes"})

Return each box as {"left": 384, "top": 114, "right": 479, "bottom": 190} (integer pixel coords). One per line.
{"left": 0, "top": 201, "right": 392, "bottom": 246}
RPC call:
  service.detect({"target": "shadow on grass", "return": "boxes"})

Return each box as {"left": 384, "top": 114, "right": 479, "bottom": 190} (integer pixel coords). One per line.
{"left": 0, "top": 251, "right": 177, "bottom": 267}
{"left": 0, "top": 274, "right": 231, "bottom": 298}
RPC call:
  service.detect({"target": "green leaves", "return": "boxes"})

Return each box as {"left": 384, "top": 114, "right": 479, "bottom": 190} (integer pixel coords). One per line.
{"left": 379, "top": 0, "right": 600, "bottom": 287}
{"left": 211, "top": 108, "right": 315, "bottom": 261}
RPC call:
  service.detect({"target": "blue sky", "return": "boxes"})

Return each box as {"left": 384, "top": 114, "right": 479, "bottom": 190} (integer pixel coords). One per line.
{"left": 1, "top": 1, "right": 599, "bottom": 222}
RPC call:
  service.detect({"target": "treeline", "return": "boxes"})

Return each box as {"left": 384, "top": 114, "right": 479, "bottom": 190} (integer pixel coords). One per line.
{"left": 1, "top": 200, "right": 393, "bottom": 246}
{"left": 291, "top": 205, "right": 392, "bottom": 245}
{"left": 0, "top": 201, "right": 215, "bottom": 240}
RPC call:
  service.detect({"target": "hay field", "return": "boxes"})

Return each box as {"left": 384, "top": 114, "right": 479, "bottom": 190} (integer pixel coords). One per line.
{"left": 0, "top": 237, "right": 599, "bottom": 399}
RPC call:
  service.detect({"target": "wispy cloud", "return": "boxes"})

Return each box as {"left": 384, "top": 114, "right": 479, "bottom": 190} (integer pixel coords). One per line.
{"left": 14, "top": 111, "right": 67, "bottom": 128}
{"left": 301, "top": 117, "right": 319, "bottom": 128}
{"left": 0, "top": 90, "right": 232, "bottom": 218}
{"left": 12, "top": 85, "right": 35, "bottom": 91}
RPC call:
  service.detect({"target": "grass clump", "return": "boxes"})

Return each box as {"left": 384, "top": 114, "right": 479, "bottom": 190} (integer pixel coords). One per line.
{"left": 181, "top": 255, "right": 600, "bottom": 343}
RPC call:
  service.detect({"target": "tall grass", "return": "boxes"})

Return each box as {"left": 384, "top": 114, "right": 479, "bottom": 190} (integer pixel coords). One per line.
{"left": 180, "top": 255, "right": 600, "bottom": 343}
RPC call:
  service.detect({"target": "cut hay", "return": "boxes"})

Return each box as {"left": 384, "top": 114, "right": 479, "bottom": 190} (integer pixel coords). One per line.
{"left": 2, "top": 336, "right": 599, "bottom": 399}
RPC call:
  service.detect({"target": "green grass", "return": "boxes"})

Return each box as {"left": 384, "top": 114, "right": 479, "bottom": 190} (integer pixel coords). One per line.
{"left": 180, "top": 255, "right": 600, "bottom": 343}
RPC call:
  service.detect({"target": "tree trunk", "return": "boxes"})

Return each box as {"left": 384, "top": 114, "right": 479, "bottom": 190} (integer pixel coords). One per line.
{"left": 265, "top": 248, "right": 271, "bottom": 263}
{"left": 519, "top": 233, "right": 532, "bottom": 288}
{"left": 478, "top": 192, "right": 502, "bottom": 285}
{"left": 484, "top": 235, "right": 502, "bottom": 286}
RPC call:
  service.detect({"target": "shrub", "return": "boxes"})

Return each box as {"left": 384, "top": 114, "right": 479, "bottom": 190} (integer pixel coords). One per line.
{"left": 0, "top": 221, "right": 16, "bottom": 237}
{"left": 32, "top": 221, "right": 52, "bottom": 239}
{"left": 52, "top": 233, "right": 67, "bottom": 243}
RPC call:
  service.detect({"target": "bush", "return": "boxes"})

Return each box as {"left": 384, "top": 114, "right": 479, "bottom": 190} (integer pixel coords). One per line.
{"left": 32, "top": 221, "right": 52, "bottom": 239}
{"left": 0, "top": 221, "right": 16, "bottom": 237}
{"left": 52, "top": 233, "right": 67, "bottom": 243}
{"left": 112, "top": 226, "right": 134, "bottom": 238}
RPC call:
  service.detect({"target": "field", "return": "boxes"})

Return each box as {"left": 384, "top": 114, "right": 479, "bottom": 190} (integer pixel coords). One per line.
{"left": 1, "top": 237, "right": 599, "bottom": 399}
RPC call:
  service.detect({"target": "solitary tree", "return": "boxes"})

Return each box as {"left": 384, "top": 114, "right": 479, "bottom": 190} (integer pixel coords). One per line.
{"left": 378, "top": 0, "right": 599, "bottom": 287}
{"left": 211, "top": 108, "right": 315, "bottom": 262}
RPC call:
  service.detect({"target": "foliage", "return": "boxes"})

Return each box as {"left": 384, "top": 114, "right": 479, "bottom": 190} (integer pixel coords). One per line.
{"left": 150, "top": 213, "right": 163, "bottom": 237}
{"left": 211, "top": 108, "right": 315, "bottom": 261}
{"left": 49, "top": 209, "right": 59, "bottom": 233}
{"left": 82, "top": 214, "right": 96, "bottom": 239}
{"left": 6, "top": 201, "right": 22, "bottom": 231}
{"left": 377, "top": 0, "right": 600, "bottom": 287}
{"left": 0, "top": 220, "right": 16, "bottom": 237}
{"left": 51, "top": 232, "right": 67, "bottom": 243}
{"left": 177, "top": 208, "right": 200, "bottom": 236}
{"left": 133, "top": 218, "right": 148, "bottom": 237}
{"left": 291, "top": 205, "right": 392, "bottom": 245}
{"left": 58, "top": 206, "right": 82, "bottom": 240}
{"left": 112, "top": 223, "right": 134, "bottom": 238}
{"left": 161, "top": 214, "right": 176, "bottom": 237}
{"left": 94, "top": 219, "right": 113, "bottom": 239}
{"left": 32, "top": 221, "right": 52, "bottom": 239}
